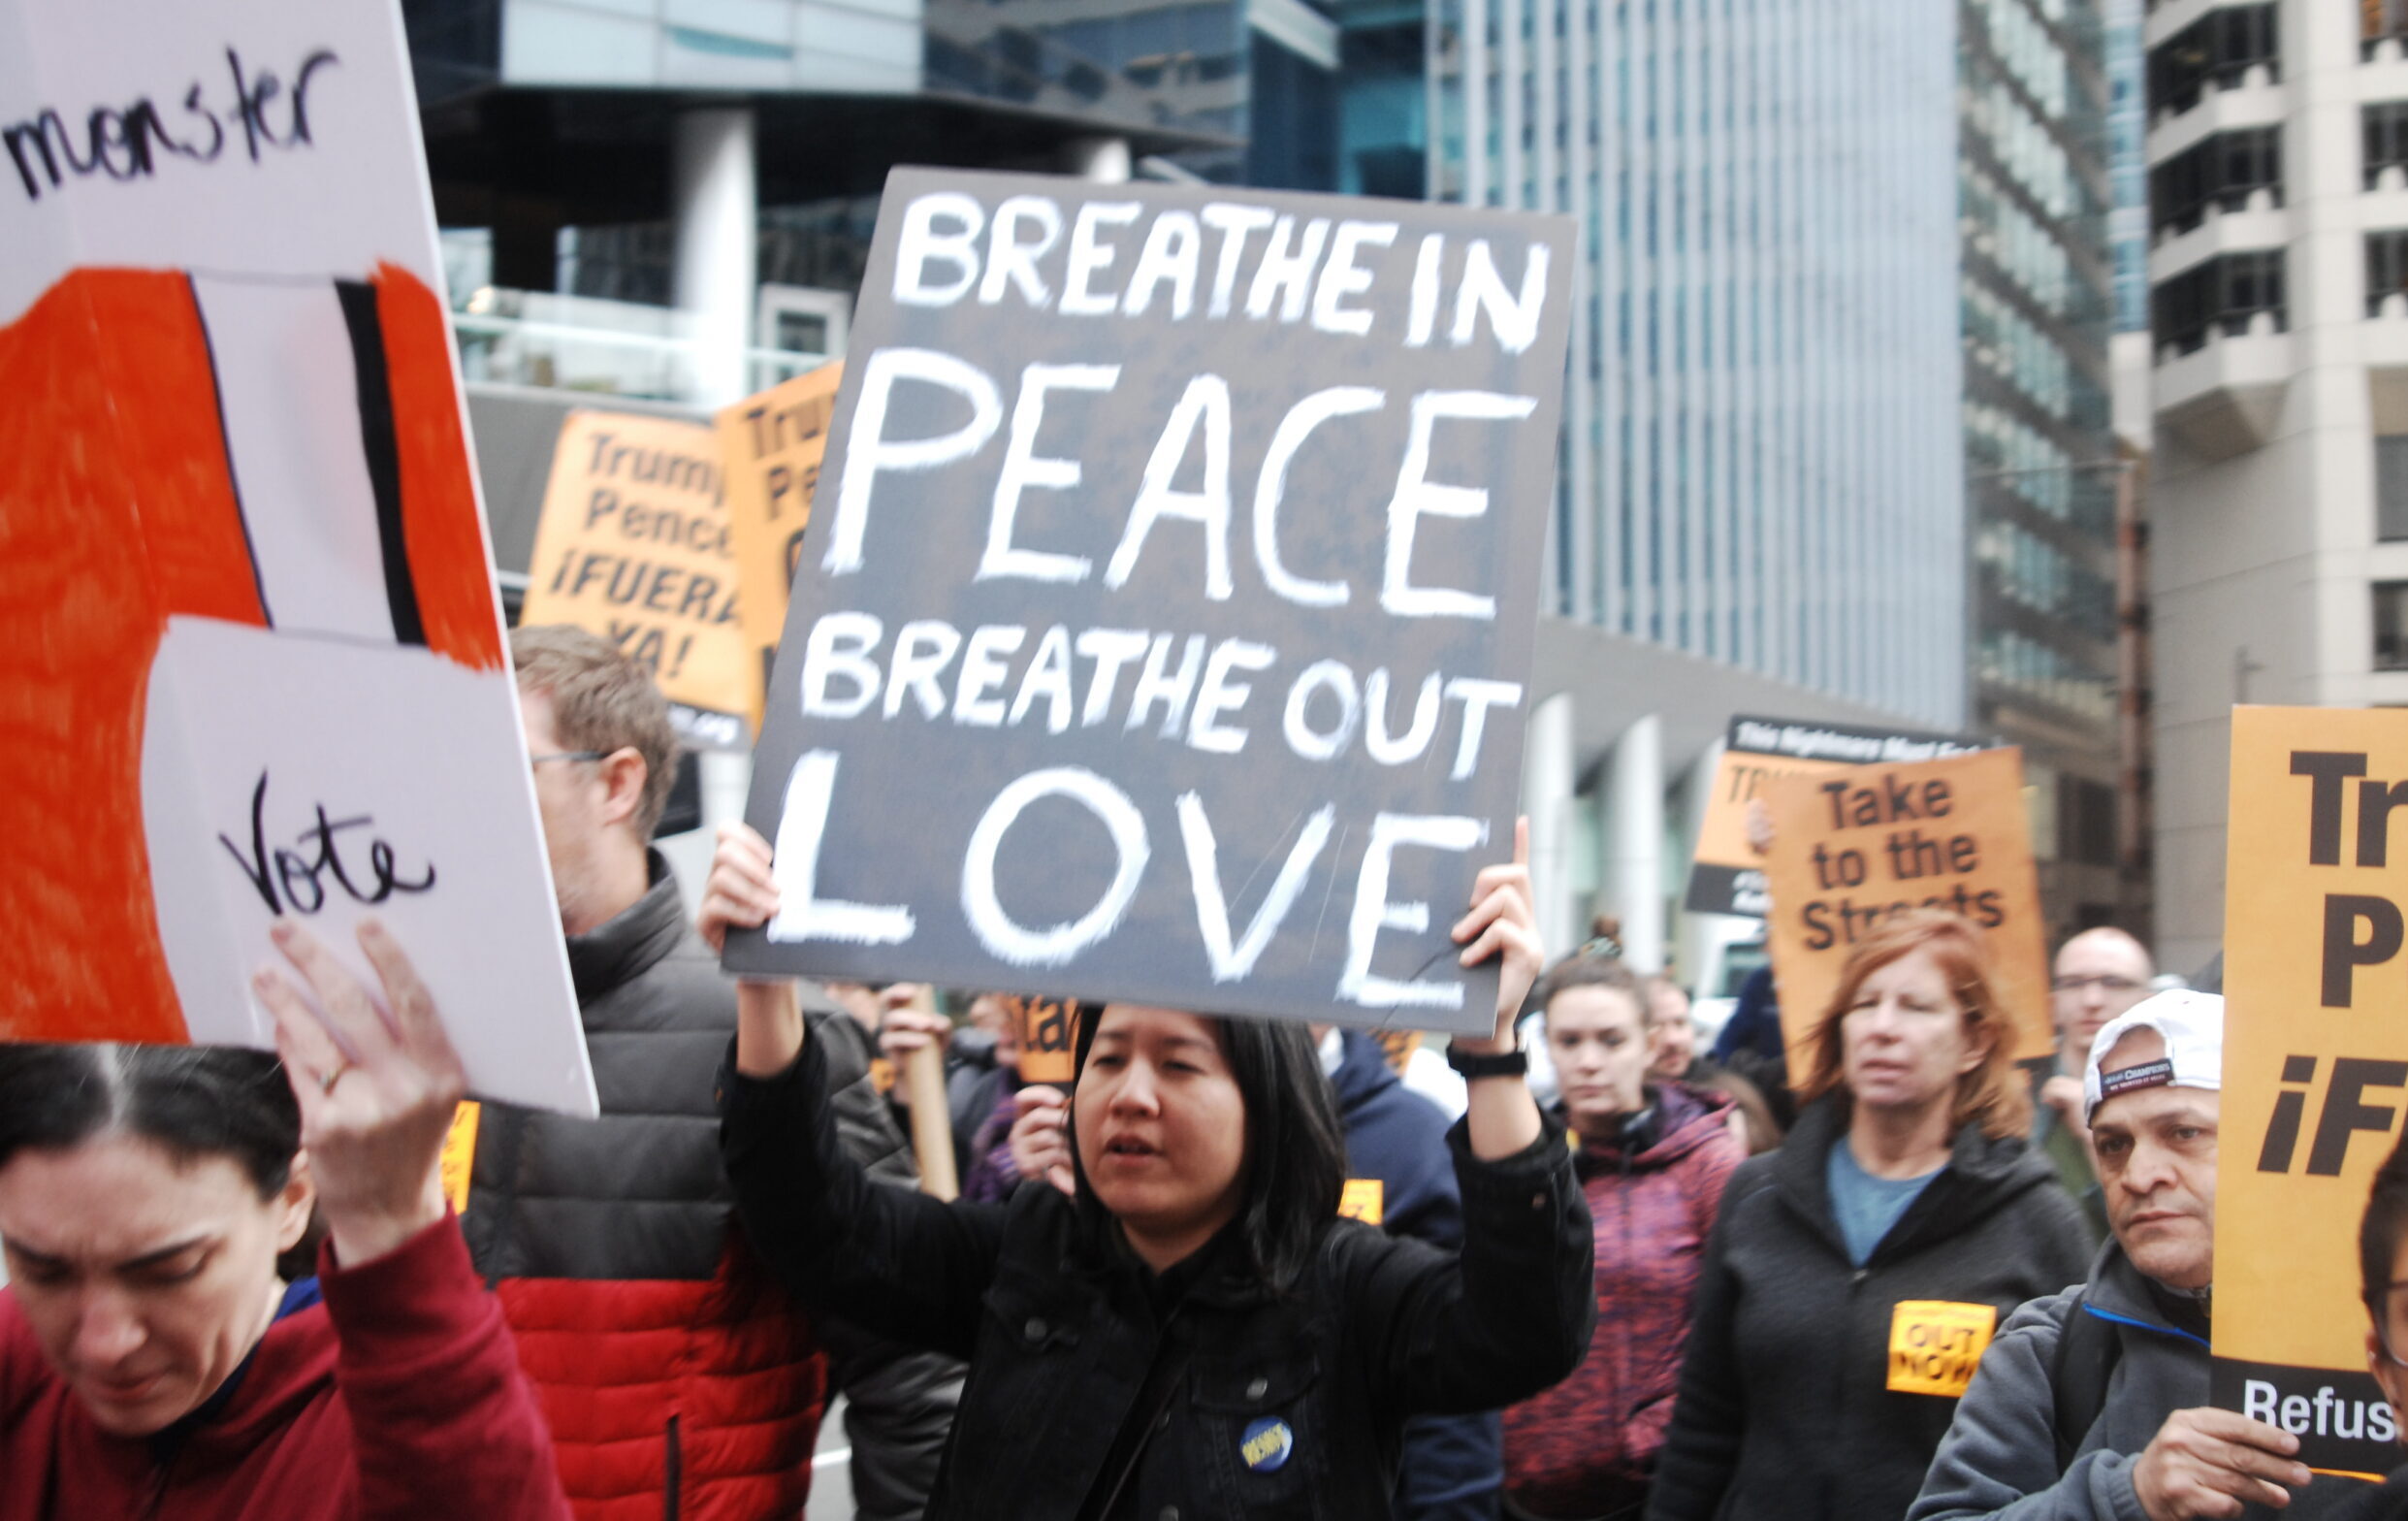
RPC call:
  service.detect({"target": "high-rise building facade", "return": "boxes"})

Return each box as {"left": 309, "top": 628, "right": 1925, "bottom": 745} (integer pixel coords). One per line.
{"left": 1422, "top": 0, "right": 1973, "bottom": 977}
{"left": 2149, "top": 0, "right": 2408, "bottom": 976}
{"left": 1959, "top": 0, "right": 2135, "bottom": 939}
{"left": 1433, "top": 0, "right": 1968, "bottom": 731}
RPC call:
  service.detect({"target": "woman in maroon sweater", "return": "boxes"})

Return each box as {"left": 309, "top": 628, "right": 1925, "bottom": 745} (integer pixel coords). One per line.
{"left": 0, "top": 919, "right": 572, "bottom": 1521}
{"left": 1505, "top": 956, "right": 1743, "bottom": 1521}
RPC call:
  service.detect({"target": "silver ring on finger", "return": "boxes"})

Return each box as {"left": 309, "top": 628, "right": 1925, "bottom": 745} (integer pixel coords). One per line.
{"left": 318, "top": 1060, "right": 353, "bottom": 1094}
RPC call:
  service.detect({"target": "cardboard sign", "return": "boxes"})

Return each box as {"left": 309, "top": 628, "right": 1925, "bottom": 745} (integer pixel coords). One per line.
{"left": 521, "top": 411, "right": 750, "bottom": 751}
{"left": 2215, "top": 707, "right": 2408, "bottom": 1478}
{"left": 439, "top": 1101, "right": 480, "bottom": 1215}
{"left": 1886, "top": 1300, "right": 1998, "bottom": 1398}
{"left": 1372, "top": 1026, "right": 1422, "bottom": 1076}
{"left": 719, "top": 362, "right": 844, "bottom": 731}
{"left": 1006, "top": 993, "right": 1082, "bottom": 1084}
{"left": 0, "top": 0, "right": 594, "bottom": 1115}
{"left": 1687, "top": 716, "right": 1991, "bottom": 917}
{"left": 1761, "top": 748, "right": 2048, "bottom": 1068}
{"left": 722, "top": 169, "right": 1574, "bottom": 1035}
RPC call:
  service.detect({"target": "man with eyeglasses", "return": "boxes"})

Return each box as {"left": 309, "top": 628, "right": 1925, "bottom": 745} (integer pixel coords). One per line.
{"left": 1910, "top": 991, "right": 2322, "bottom": 1521}
{"left": 443, "top": 624, "right": 854, "bottom": 1519}
{"left": 2036, "top": 928, "right": 2158, "bottom": 1243}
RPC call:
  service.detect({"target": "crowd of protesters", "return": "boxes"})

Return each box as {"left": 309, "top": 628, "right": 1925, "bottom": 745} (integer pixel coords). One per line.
{"left": 11, "top": 629, "right": 2408, "bottom": 1521}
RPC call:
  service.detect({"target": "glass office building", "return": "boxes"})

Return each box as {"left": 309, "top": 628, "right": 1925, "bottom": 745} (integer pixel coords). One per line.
{"left": 1430, "top": 0, "right": 1968, "bottom": 730}
{"left": 1959, "top": 0, "right": 2124, "bottom": 927}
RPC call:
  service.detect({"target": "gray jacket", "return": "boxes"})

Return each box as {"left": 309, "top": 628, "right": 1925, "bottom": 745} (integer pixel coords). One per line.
{"left": 1908, "top": 1239, "right": 2210, "bottom": 1521}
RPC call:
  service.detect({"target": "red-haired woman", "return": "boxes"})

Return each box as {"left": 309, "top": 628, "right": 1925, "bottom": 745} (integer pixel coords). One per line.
{"left": 1646, "top": 912, "right": 2090, "bottom": 1521}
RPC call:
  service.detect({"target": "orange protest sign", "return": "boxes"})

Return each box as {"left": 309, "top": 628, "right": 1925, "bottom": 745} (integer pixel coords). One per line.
{"left": 439, "top": 1101, "right": 480, "bottom": 1215}
{"left": 522, "top": 411, "right": 750, "bottom": 750}
{"left": 1760, "top": 747, "right": 2048, "bottom": 1068}
{"left": 2214, "top": 707, "right": 2408, "bottom": 1477}
{"left": 1338, "top": 1179, "right": 1386, "bottom": 1225}
{"left": 1371, "top": 1028, "right": 1422, "bottom": 1076}
{"left": 1687, "top": 716, "right": 1991, "bottom": 918}
{"left": 717, "top": 362, "right": 842, "bottom": 731}
{"left": 1007, "top": 994, "right": 1082, "bottom": 1084}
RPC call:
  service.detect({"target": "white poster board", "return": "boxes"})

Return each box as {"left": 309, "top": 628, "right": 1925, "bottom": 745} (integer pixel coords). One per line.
{"left": 0, "top": 0, "right": 595, "bottom": 1115}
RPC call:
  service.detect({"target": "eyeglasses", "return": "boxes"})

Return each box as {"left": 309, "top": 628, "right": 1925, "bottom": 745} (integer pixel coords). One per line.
{"left": 529, "top": 750, "right": 610, "bottom": 767}
{"left": 2051, "top": 975, "right": 2144, "bottom": 995}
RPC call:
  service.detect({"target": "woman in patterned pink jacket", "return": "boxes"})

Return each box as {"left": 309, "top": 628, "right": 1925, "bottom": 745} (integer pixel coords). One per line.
{"left": 1504, "top": 956, "right": 1743, "bottom": 1521}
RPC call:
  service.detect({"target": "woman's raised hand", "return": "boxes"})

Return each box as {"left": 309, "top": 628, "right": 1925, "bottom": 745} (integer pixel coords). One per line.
{"left": 1007, "top": 1085, "right": 1076, "bottom": 1197}
{"left": 703, "top": 823, "right": 811, "bottom": 1077}
{"left": 253, "top": 918, "right": 467, "bottom": 1268}
{"left": 699, "top": 821, "right": 781, "bottom": 954}
{"left": 1450, "top": 816, "right": 1544, "bottom": 1052}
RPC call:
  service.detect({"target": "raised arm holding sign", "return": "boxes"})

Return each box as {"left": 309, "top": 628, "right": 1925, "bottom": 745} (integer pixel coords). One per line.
{"left": 0, "top": 0, "right": 589, "bottom": 1115}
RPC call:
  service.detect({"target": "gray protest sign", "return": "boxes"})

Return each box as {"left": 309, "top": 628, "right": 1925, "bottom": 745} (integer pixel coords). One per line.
{"left": 722, "top": 167, "right": 1573, "bottom": 1035}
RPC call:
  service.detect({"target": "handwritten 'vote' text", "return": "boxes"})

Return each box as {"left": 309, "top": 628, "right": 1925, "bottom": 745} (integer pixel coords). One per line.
{"left": 217, "top": 769, "right": 436, "bottom": 917}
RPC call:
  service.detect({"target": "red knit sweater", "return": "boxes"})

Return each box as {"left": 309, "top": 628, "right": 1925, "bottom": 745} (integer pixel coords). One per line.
{"left": 0, "top": 1216, "right": 572, "bottom": 1521}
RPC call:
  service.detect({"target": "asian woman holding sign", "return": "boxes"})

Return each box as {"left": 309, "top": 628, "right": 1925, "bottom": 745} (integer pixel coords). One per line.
{"left": 1645, "top": 911, "right": 2091, "bottom": 1521}
{"left": 701, "top": 819, "right": 1593, "bottom": 1521}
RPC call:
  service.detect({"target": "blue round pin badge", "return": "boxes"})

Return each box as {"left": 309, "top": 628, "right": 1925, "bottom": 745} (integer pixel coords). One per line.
{"left": 1240, "top": 1416, "right": 1294, "bottom": 1472}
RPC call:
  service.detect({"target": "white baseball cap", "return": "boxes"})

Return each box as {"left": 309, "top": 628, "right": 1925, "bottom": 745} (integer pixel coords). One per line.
{"left": 2083, "top": 988, "right": 2224, "bottom": 1127}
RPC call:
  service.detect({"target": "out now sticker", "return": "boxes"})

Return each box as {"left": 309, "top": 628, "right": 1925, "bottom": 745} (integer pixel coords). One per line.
{"left": 1338, "top": 1179, "right": 1385, "bottom": 1225}
{"left": 1887, "top": 1300, "right": 1998, "bottom": 1398}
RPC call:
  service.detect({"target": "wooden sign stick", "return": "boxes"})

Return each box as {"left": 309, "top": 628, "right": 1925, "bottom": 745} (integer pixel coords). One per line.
{"left": 903, "top": 987, "right": 958, "bottom": 1201}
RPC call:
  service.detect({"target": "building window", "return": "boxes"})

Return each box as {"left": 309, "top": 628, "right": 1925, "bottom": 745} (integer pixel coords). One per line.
{"left": 2380, "top": 582, "right": 2408, "bottom": 670}
{"left": 2369, "top": 103, "right": 2408, "bottom": 187}
{"left": 2381, "top": 437, "right": 2408, "bottom": 541}
{"left": 2060, "top": 776, "right": 2117, "bottom": 868}
{"left": 2151, "top": 250, "right": 2287, "bottom": 356}
{"left": 2373, "top": 232, "right": 2408, "bottom": 316}
{"left": 2148, "top": 5, "right": 2276, "bottom": 117}
{"left": 2149, "top": 128, "right": 2280, "bottom": 239}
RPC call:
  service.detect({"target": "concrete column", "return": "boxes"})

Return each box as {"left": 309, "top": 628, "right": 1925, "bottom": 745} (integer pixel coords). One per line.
{"left": 1601, "top": 713, "right": 1665, "bottom": 973}
{"left": 671, "top": 107, "right": 756, "bottom": 408}
{"left": 1673, "top": 738, "right": 1722, "bottom": 986}
{"left": 1064, "top": 136, "right": 1134, "bottom": 182}
{"left": 1521, "top": 692, "right": 1580, "bottom": 964}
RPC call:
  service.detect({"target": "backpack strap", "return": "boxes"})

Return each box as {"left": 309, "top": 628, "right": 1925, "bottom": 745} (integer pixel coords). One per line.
{"left": 2050, "top": 1287, "right": 2123, "bottom": 1471}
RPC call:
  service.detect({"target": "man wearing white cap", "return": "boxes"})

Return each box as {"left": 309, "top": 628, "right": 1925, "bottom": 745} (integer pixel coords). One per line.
{"left": 1910, "top": 990, "right": 2319, "bottom": 1521}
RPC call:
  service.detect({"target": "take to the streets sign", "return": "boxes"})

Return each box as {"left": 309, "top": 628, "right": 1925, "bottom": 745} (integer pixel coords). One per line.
{"left": 520, "top": 410, "right": 752, "bottom": 751}
{"left": 718, "top": 361, "right": 844, "bottom": 733}
{"left": 723, "top": 169, "right": 1574, "bottom": 1035}
{"left": 1760, "top": 748, "right": 2049, "bottom": 1068}
{"left": 0, "top": 0, "right": 594, "bottom": 1114}
{"left": 1686, "top": 715, "right": 1991, "bottom": 918}
{"left": 2215, "top": 706, "right": 2408, "bottom": 1478}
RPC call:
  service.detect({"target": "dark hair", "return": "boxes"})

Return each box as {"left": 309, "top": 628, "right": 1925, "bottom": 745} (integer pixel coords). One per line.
{"left": 2362, "top": 1126, "right": 2408, "bottom": 1321}
{"left": 1533, "top": 953, "right": 1645, "bottom": 1020}
{"left": 1070, "top": 1010, "right": 1345, "bottom": 1294}
{"left": 0, "top": 1044, "right": 301, "bottom": 1199}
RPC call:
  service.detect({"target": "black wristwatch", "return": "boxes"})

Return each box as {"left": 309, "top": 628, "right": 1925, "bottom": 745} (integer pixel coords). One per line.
{"left": 1444, "top": 1043, "right": 1528, "bottom": 1080}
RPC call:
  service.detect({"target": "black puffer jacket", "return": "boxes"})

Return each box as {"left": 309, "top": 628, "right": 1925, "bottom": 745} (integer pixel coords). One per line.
{"left": 1646, "top": 1096, "right": 2091, "bottom": 1521}
{"left": 720, "top": 1027, "right": 1596, "bottom": 1521}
